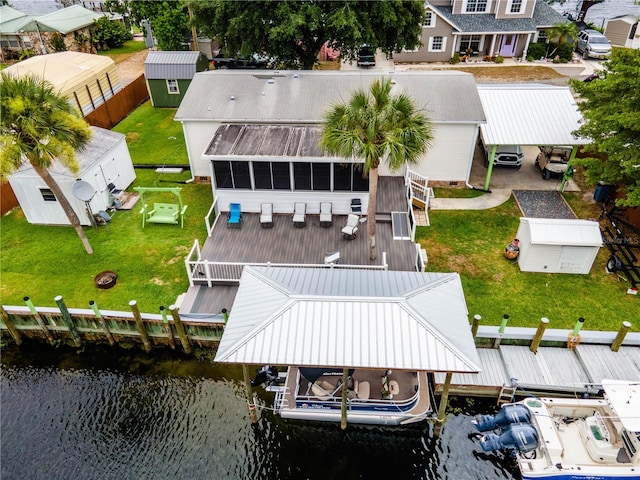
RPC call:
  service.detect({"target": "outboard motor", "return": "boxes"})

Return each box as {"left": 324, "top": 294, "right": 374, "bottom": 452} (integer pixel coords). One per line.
{"left": 480, "top": 424, "right": 539, "bottom": 454}
{"left": 250, "top": 365, "right": 278, "bottom": 387}
{"left": 474, "top": 404, "right": 531, "bottom": 432}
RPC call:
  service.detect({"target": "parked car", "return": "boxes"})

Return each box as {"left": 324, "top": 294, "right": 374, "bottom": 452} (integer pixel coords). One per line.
{"left": 483, "top": 143, "right": 525, "bottom": 169}
{"left": 212, "top": 52, "right": 270, "bottom": 69}
{"left": 356, "top": 46, "right": 376, "bottom": 67}
{"left": 536, "top": 146, "right": 571, "bottom": 179}
{"left": 576, "top": 29, "right": 611, "bottom": 59}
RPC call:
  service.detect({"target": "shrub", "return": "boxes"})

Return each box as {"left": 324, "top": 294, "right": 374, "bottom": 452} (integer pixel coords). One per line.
{"left": 49, "top": 32, "right": 67, "bottom": 52}
{"left": 92, "top": 17, "right": 132, "bottom": 50}
{"left": 526, "top": 42, "right": 547, "bottom": 60}
{"left": 450, "top": 52, "right": 460, "bottom": 64}
{"left": 494, "top": 54, "right": 504, "bottom": 64}
{"left": 555, "top": 42, "right": 574, "bottom": 61}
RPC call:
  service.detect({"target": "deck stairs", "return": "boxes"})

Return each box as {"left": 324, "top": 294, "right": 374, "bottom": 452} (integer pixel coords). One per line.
{"left": 497, "top": 383, "right": 517, "bottom": 406}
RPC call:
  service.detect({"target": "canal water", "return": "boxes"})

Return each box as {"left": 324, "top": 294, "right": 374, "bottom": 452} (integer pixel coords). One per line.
{"left": 550, "top": 0, "right": 640, "bottom": 27}
{"left": 1, "top": 345, "right": 519, "bottom": 480}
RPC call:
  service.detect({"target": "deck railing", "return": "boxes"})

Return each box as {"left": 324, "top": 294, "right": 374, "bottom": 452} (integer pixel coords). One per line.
{"left": 405, "top": 168, "right": 430, "bottom": 227}
{"left": 185, "top": 240, "right": 388, "bottom": 287}
{"left": 205, "top": 197, "right": 220, "bottom": 237}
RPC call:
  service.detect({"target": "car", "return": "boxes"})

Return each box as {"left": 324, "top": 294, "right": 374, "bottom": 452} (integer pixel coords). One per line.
{"left": 536, "top": 146, "right": 571, "bottom": 179}
{"left": 483, "top": 143, "right": 525, "bottom": 169}
{"left": 576, "top": 29, "right": 611, "bottom": 60}
{"left": 211, "top": 52, "right": 270, "bottom": 69}
{"left": 356, "top": 46, "right": 376, "bottom": 67}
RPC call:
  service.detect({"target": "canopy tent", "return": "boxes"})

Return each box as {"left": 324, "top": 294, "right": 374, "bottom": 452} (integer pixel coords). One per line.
{"left": 477, "top": 84, "right": 589, "bottom": 189}
{"left": 215, "top": 267, "right": 481, "bottom": 374}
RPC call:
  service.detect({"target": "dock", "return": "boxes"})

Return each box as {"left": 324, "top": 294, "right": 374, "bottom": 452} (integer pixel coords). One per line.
{"left": 434, "top": 326, "right": 640, "bottom": 398}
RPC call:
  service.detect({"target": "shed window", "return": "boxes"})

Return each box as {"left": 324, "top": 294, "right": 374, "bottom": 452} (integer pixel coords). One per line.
{"left": 40, "top": 188, "right": 57, "bottom": 202}
{"left": 167, "top": 79, "right": 179, "bottom": 94}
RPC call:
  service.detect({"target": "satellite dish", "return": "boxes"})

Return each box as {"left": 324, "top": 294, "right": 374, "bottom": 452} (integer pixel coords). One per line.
{"left": 72, "top": 180, "right": 96, "bottom": 202}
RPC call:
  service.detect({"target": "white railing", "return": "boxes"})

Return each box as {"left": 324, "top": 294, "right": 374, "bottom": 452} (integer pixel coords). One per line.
{"left": 185, "top": 241, "right": 389, "bottom": 287}
{"left": 405, "top": 168, "right": 430, "bottom": 226}
{"left": 204, "top": 197, "right": 220, "bottom": 237}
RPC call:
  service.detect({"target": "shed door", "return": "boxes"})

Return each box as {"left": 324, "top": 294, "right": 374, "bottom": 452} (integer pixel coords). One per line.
{"left": 559, "top": 246, "right": 587, "bottom": 273}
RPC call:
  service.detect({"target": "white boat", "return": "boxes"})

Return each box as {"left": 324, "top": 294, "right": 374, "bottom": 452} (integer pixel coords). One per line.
{"left": 473, "top": 379, "right": 640, "bottom": 479}
{"left": 265, "top": 366, "right": 431, "bottom": 426}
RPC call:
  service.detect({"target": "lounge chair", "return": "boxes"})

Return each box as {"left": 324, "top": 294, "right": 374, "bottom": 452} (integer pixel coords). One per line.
{"left": 260, "top": 203, "right": 273, "bottom": 228}
{"left": 319, "top": 202, "right": 332, "bottom": 227}
{"left": 341, "top": 213, "right": 359, "bottom": 240}
{"left": 227, "top": 203, "right": 242, "bottom": 228}
{"left": 350, "top": 198, "right": 362, "bottom": 215}
{"left": 292, "top": 202, "right": 306, "bottom": 228}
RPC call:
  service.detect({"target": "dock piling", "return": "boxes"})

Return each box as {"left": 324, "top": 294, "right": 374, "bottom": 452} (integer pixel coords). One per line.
{"left": 89, "top": 300, "right": 114, "bottom": 346}
{"left": 435, "top": 372, "right": 453, "bottom": 437}
{"left": 611, "top": 321, "right": 632, "bottom": 352}
{"left": 169, "top": 305, "right": 192, "bottom": 354}
{"left": 494, "top": 314, "right": 509, "bottom": 348}
{"left": 242, "top": 364, "right": 258, "bottom": 424}
{"left": 129, "top": 300, "right": 151, "bottom": 352}
{"left": 1, "top": 305, "right": 22, "bottom": 345}
{"left": 568, "top": 317, "right": 584, "bottom": 350}
{"left": 160, "top": 306, "right": 175, "bottom": 350}
{"left": 24, "top": 296, "right": 54, "bottom": 343}
{"left": 530, "top": 317, "right": 549, "bottom": 354}
{"left": 340, "top": 368, "right": 349, "bottom": 431}
{"left": 55, "top": 295, "right": 81, "bottom": 347}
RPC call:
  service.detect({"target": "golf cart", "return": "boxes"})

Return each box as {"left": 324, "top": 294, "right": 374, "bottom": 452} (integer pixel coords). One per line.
{"left": 536, "top": 146, "right": 571, "bottom": 180}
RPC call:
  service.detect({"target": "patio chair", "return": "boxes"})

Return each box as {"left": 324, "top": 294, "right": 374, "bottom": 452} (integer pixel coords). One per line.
{"left": 292, "top": 202, "right": 306, "bottom": 228}
{"left": 350, "top": 198, "right": 362, "bottom": 215}
{"left": 260, "top": 203, "right": 273, "bottom": 228}
{"left": 227, "top": 203, "right": 242, "bottom": 228}
{"left": 341, "top": 214, "right": 359, "bottom": 240}
{"left": 319, "top": 202, "right": 332, "bottom": 227}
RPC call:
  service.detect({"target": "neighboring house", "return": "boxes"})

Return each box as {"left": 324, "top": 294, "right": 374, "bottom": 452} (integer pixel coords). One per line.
{"left": 0, "top": 5, "right": 36, "bottom": 59}
{"left": 3, "top": 51, "right": 122, "bottom": 116}
{"left": 145, "top": 51, "right": 210, "bottom": 108}
{"left": 393, "top": 0, "right": 568, "bottom": 63}
{"left": 8, "top": 127, "right": 136, "bottom": 226}
{"left": 0, "top": 4, "right": 105, "bottom": 57}
{"left": 174, "top": 70, "right": 486, "bottom": 214}
{"left": 604, "top": 14, "right": 639, "bottom": 49}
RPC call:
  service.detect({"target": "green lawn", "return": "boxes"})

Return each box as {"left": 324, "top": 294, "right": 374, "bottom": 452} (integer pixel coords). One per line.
{"left": 97, "top": 40, "right": 147, "bottom": 63}
{"left": 416, "top": 198, "right": 637, "bottom": 332}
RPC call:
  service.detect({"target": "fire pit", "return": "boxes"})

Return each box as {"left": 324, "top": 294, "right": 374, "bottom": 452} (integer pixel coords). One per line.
{"left": 94, "top": 271, "right": 117, "bottom": 289}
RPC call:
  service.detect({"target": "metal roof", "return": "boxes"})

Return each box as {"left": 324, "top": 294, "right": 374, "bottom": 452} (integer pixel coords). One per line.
{"left": 18, "top": 5, "right": 104, "bottom": 34}
{"left": 11, "top": 127, "right": 125, "bottom": 177}
{"left": 204, "top": 124, "right": 330, "bottom": 159}
{"left": 0, "top": 5, "right": 32, "bottom": 33}
{"left": 520, "top": 218, "right": 602, "bottom": 247}
{"left": 477, "top": 84, "right": 589, "bottom": 146}
{"left": 175, "top": 70, "right": 486, "bottom": 125}
{"left": 433, "top": 1, "right": 567, "bottom": 34}
{"left": 144, "top": 51, "right": 204, "bottom": 80}
{"left": 215, "top": 267, "right": 482, "bottom": 373}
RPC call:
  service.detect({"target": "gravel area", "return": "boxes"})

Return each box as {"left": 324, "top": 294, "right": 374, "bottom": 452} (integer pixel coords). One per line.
{"left": 513, "top": 190, "right": 576, "bottom": 219}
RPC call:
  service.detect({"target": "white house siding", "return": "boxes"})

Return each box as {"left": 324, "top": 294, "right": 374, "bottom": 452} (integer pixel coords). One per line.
{"left": 182, "top": 120, "right": 221, "bottom": 178}
{"left": 409, "top": 123, "right": 477, "bottom": 183}
{"left": 9, "top": 133, "right": 135, "bottom": 226}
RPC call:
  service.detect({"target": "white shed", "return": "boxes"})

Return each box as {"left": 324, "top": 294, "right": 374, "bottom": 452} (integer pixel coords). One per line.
{"left": 8, "top": 127, "right": 135, "bottom": 226}
{"left": 516, "top": 218, "right": 602, "bottom": 274}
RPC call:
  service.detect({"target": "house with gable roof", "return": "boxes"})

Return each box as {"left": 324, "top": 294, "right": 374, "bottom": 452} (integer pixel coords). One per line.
{"left": 393, "top": 0, "right": 568, "bottom": 63}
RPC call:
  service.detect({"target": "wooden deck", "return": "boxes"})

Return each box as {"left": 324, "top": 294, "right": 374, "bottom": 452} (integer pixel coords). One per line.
{"left": 180, "top": 177, "right": 419, "bottom": 314}
{"left": 433, "top": 344, "right": 640, "bottom": 397}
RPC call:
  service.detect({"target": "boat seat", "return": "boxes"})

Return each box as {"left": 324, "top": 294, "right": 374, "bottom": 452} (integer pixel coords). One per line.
{"left": 355, "top": 381, "right": 370, "bottom": 400}
{"left": 311, "top": 380, "right": 335, "bottom": 399}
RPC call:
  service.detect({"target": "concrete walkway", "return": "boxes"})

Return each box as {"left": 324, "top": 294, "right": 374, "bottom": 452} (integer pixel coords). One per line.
{"left": 429, "top": 189, "right": 512, "bottom": 210}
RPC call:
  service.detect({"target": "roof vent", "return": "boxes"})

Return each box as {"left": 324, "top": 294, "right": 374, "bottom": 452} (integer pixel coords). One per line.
{"left": 293, "top": 74, "right": 299, "bottom": 78}
{"left": 390, "top": 79, "right": 397, "bottom": 85}
{"left": 267, "top": 78, "right": 275, "bottom": 84}
{"left": 230, "top": 96, "right": 235, "bottom": 101}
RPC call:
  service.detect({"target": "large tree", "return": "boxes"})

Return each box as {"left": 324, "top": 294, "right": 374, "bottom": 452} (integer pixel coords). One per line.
{"left": 0, "top": 73, "right": 94, "bottom": 253}
{"left": 189, "top": 0, "right": 425, "bottom": 69}
{"left": 321, "top": 78, "right": 433, "bottom": 260}
{"left": 570, "top": 48, "right": 640, "bottom": 207}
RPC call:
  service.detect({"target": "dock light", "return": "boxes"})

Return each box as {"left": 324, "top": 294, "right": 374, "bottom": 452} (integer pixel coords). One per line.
{"left": 160, "top": 306, "right": 168, "bottom": 324}
{"left": 499, "top": 314, "right": 509, "bottom": 334}
{"left": 222, "top": 308, "right": 229, "bottom": 323}
{"left": 572, "top": 317, "right": 585, "bottom": 337}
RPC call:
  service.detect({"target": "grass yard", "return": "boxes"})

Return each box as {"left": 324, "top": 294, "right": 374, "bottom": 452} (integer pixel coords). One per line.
{"left": 416, "top": 197, "right": 637, "bottom": 332}
{"left": 97, "top": 39, "right": 147, "bottom": 63}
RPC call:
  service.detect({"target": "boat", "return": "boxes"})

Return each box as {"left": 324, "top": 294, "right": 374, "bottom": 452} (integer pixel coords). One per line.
{"left": 259, "top": 366, "right": 431, "bottom": 426}
{"left": 472, "top": 379, "right": 640, "bottom": 479}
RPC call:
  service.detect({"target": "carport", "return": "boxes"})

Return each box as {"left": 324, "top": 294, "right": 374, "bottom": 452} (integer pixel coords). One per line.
{"left": 477, "top": 84, "right": 590, "bottom": 190}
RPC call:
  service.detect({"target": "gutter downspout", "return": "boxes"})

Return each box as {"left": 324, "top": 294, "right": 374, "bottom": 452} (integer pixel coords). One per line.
{"left": 464, "top": 125, "right": 491, "bottom": 192}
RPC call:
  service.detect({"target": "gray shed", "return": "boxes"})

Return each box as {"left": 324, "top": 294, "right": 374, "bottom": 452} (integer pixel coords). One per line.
{"left": 144, "top": 51, "right": 209, "bottom": 107}
{"left": 515, "top": 218, "right": 602, "bottom": 274}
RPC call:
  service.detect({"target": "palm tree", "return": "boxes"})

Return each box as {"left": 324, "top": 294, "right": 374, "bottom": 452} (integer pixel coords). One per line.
{"left": 1, "top": 72, "right": 94, "bottom": 254}
{"left": 321, "top": 78, "right": 433, "bottom": 260}
{"left": 546, "top": 21, "right": 579, "bottom": 57}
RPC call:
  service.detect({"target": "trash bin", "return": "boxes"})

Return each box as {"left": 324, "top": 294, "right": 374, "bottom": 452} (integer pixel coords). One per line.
{"left": 594, "top": 182, "right": 613, "bottom": 202}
